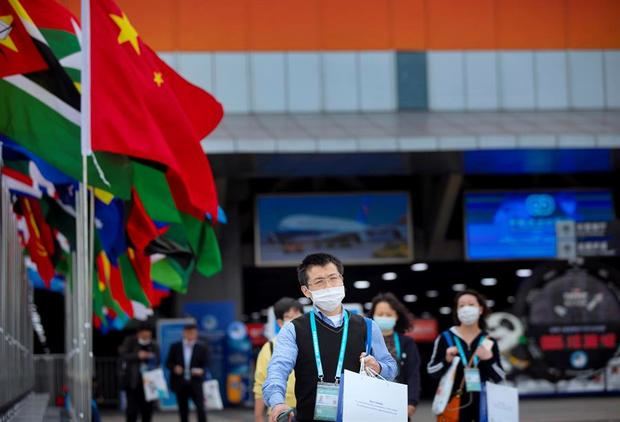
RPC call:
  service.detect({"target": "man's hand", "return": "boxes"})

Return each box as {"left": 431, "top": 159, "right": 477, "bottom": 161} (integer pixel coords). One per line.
{"left": 137, "top": 351, "right": 153, "bottom": 360}
{"left": 173, "top": 365, "right": 183, "bottom": 375}
{"left": 191, "top": 368, "right": 204, "bottom": 376}
{"left": 360, "top": 352, "right": 380, "bottom": 375}
{"left": 445, "top": 346, "right": 458, "bottom": 363}
{"left": 269, "top": 404, "right": 292, "bottom": 422}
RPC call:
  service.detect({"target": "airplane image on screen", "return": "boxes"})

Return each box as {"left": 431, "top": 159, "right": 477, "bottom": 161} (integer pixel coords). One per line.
{"left": 265, "top": 214, "right": 407, "bottom": 256}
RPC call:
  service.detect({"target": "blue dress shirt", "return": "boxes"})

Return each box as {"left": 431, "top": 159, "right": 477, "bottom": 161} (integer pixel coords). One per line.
{"left": 262, "top": 307, "right": 398, "bottom": 408}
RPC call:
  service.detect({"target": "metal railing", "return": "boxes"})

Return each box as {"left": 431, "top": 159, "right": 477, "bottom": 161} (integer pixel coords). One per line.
{"left": 31, "top": 355, "right": 122, "bottom": 409}
{"left": 0, "top": 182, "right": 34, "bottom": 412}
{"left": 94, "top": 357, "right": 121, "bottom": 408}
{"left": 33, "top": 355, "right": 66, "bottom": 406}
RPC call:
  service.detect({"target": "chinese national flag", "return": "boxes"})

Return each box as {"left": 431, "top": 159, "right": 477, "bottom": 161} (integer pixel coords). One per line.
{"left": 90, "top": 0, "right": 223, "bottom": 218}
{"left": 0, "top": 0, "right": 47, "bottom": 77}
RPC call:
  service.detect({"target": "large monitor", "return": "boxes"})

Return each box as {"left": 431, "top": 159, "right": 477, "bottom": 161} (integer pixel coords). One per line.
{"left": 255, "top": 192, "right": 413, "bottom": 266}
{"left": 465, "top": 190, "right": 616, "bottom": 260}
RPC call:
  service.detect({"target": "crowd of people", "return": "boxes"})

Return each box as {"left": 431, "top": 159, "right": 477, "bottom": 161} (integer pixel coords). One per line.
{"left": 119, "top": 323, "right": 209, "bottom": 422}
{"left": 119, "top": 252, "right": 504, "bottom": 422}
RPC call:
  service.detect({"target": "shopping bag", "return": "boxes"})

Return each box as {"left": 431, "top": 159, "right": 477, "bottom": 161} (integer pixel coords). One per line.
{"left": 142, "top": 368, "right": 169, "bottom": 402}
{"left": 436, "top": 394, "right": 460, "bottom": 422}
{"left": 479, "top": 382, "right": 487, "bottom": 422}
{"left": 485, "top": 382, "right": 518, "bottom": 422}
{"left": 340, "top": 369, "right": 407, "bottom": 422}
{"left": 432, "top": 356, "right": 461, "bottom": 415}
{"left": 203, "top": 379, "right": 224, "bottom": 410}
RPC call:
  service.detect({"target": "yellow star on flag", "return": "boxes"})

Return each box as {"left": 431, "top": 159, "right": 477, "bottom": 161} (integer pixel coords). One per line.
{"left": 153, "top": 71, "right": 164, "bottom": 87}
{"left": 0, "top": 15, "right": 18, "bottom": 52}
{"left": 109, "top": 12, "right": 140, "bottom": 55}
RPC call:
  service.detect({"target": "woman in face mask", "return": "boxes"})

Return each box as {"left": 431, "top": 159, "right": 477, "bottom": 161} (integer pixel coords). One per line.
{"left": 370, "top": 293, "right": 421, "bottom": 419}
{"left": 427, "top": 290, "right": 505, "bottom": 422}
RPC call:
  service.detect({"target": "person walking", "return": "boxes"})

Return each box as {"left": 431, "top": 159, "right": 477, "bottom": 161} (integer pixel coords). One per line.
{"left": 166, "top": 322, "right": 209, "bottom": 422}
{"left": 427, "top": 290, "right": 505, "bottom": 422}
{"left": 263, "top": 252, "right": 398, "bottom": 422}
{"left": 253, "top": 297, "right": 304, "bottom": 422}
{"left": 119, "top": 323, "right": 160, "bottom": 422}
{"left": 370, "top": 292, "right": 421, "bottom": 419}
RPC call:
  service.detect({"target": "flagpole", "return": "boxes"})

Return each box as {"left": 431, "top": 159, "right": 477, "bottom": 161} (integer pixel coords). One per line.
{"left": 75, "top": 0, "right": 92, "bottom": 419}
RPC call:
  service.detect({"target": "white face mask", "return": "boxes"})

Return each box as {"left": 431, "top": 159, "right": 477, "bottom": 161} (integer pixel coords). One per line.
{"left": 309, "top": 286, "right": 345, "bottom": 312}
{"left": 138, "top": 338, "right": 152, "bottom": 346}
{"left": 457, "top": 305, "right": 481, "bottom": 326}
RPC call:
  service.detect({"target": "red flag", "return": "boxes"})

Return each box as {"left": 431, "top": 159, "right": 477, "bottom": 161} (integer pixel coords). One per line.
{"left": 127, "top": 247, "right": 156, "bottom": 307}
{"left": 96, "top": 252, "right": 133, "bottom": 318}
{"left": 0, "top": 0, "right": 47, "bottom": 77}
{"left": 21, "top": 0, "right": 78, "bottom": 34}
{"left": 19, "top": 196, "right": 55, "bottom": 284}
{"left": 126, "top": 189, "right": 166, "bottom": 252}
{"left": 90, "top": 0, "right": 222, "bottom": 218}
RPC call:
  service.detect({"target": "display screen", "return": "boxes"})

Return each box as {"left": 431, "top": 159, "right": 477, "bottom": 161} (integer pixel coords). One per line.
{"left": 255, "top": 192, "right": 413, "bottom": 266}
{"left": 465, "top": 190, "right": 616, "bottom": 260}
{"left": 464, "top": 149, "right": 612, "bottom": 175}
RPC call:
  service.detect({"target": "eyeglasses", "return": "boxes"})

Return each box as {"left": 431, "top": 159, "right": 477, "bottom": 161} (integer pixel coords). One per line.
{"left": 307, "top": 273, "right": 343, "bottom": 289}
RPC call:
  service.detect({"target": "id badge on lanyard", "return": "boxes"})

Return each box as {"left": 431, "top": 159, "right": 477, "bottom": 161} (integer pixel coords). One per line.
{"left": 310, "top": 311, "right": 349, "bottom": 422}
{"left": 464, "top": 367, "right": 482, "bottom": 392}
{"left": 315, "top": 382, "right": 340, "bottom": 421}
{"left": 454, "top": 334, "right": 485, "bottom": 393}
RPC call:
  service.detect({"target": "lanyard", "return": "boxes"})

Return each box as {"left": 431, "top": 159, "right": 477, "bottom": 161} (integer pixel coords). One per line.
{"left": 309, "top": 310, "right": 349, "bottom": 383}
{"left": 393, "top": 333, "right": 401, "bottom": 361}
{"left": 453, "top": 334, "right": 485, "bottom": 367}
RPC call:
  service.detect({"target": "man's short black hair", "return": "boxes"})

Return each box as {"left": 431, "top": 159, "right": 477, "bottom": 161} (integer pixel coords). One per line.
{"left": 273, "top": 297, "right": 304, "bottom": 320}
{"left": 136, "top": 322, "right": 152, "bottom": 333}
{"left": 183, "top": 322, "right": 198, "bottom": 331}
{"left": 297, "top": 253, "right": 344, "bottom": 287}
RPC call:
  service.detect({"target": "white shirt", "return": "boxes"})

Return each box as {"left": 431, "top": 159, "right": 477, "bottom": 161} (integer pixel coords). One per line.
{"left": 183, "top": 340, "right": 195, "bottom": 372}
{"left": 325, "top": 311, "right": 343, "bottom": 327}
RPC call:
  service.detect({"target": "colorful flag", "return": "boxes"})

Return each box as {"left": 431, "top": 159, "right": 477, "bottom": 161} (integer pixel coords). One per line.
{"left": 17, "top": 196, "right": 56, "bottom": 284}
{"left": 0, "top": 0, "right": 133, "bottom": 199}
{"left": 89, "top": 0, "right": 222, "bottom": 217}
{"left": 0, "top": 0, "right": 47, "bottom": 77}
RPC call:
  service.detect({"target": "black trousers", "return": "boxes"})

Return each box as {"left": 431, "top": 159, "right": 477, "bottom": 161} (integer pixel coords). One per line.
{"left": 175, "top": 382, "right": 207, "bottom": 422}
{"left": 458, "top": 392, "right": 481, "bottom": 422}
{"left": 125, "top": 386, "right": 153, "bottom": 422}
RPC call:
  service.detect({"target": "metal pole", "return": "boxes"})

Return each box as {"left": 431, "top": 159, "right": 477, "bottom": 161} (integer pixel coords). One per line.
{"left": 75, "top": 0, "right": 93, "bottom": 416}
{"left": 0, "top": 180, "right": 8, "bottom": 406}
{"left": 74, "top": 179, "right": 92, "bottom": 421}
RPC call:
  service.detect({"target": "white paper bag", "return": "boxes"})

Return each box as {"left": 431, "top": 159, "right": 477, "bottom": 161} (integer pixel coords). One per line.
{"left": 203, "top": 379, "right": 224, "bottom": 410}
{"left": 341, "top": 369, "right": 407, "bottom": 422}
{"left": 142, "top": 368, "right": 169, "bottom": 402}
{"left": 486, "top": 382, "right": 519, "bottom": 422}
{"left": 431, "top": 356, "right": 460, "bottom": 415}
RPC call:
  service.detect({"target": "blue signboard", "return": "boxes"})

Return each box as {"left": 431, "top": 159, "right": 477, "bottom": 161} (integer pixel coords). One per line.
{"left": 465, "top": 190, "right": 616, "bottom": 260}
{"left": 464, "top": 149, "right": 611, "bottom": 175}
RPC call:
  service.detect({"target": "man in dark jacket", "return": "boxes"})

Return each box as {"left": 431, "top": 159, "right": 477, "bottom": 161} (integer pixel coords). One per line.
{"left": 166, "top": 322, "right": 209, "bottom": 422}
{"left": 119, "top": 323, "right": 160, "bottom": 422}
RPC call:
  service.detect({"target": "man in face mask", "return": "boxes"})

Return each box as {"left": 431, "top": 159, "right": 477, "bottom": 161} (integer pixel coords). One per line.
{"left": 263, "top": 253, "right": 398, "bottom": 422}
{"left": 119, "top": 322, "right": 160, "bottom": 422}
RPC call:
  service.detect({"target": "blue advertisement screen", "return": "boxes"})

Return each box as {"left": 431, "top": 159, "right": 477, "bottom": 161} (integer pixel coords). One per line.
{"left": 465, "top": 190, "right": 616, "bottom": 260}
{"left": 255, "top": 192, "right": 413, "bottom": 266}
